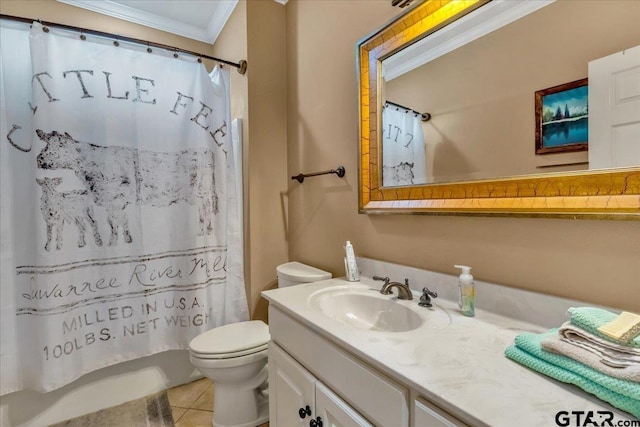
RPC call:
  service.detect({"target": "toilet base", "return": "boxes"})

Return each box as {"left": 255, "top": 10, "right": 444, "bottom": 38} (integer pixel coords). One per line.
{"left": 209, "top": 365, "right": 269, "bottom": 427}
{"left": 212, "top": 399, "right": 268, "bottom": 427}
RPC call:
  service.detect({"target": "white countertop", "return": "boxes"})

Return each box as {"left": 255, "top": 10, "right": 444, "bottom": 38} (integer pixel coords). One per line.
{"left": 262, "top": 277, "right": 636, "bottom": 426}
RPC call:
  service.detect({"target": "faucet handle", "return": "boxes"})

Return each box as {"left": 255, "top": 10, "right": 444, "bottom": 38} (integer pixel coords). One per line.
{"left": 372, "top": 275, "right": 390, "bottom": 285}
{"left": 422, "top": 287, "right": 437, "bottom": 298}
{"left": 419, "top": 287, "right": 437, "bottom": 307}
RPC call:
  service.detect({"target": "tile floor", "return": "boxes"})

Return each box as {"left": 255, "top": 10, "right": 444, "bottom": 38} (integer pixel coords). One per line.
{"left": 167, "top": 377, "right": 269, "bottom": 427}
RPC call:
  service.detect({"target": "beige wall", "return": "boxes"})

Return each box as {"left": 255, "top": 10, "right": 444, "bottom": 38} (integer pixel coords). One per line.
{"left": 286, "top": 1, "right": 640, "bottom": 312}
{"left": 385, "top": 0, "right": 640, "bottom": 182}
{"left": 245, "top": 0, "right": 288, "bottom": 321}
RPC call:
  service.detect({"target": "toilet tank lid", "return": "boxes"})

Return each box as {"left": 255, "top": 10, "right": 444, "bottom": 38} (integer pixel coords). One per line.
{"left": 276, "top": 262, "right": 331, "bottom": 282}
{"left": 189, "top": 321, "right": 269, "bottom": 354}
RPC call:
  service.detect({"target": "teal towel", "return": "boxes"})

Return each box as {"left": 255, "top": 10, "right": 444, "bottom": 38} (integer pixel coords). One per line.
{"left": 505, "top": 329, "right": 640, "bottom": 418}
{"left": 570, "top": 307, "right": 640, "bottom": 348}
{"left": 505, "top": 345, "right": 640, "bottom": 418}
{"left": 515, "top": 330, "right": 640, "bottom": 400}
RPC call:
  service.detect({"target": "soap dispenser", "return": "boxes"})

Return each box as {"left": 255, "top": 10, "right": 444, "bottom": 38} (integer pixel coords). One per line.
{"left": 454, "top": 265, "right": 474, "bottom": 317}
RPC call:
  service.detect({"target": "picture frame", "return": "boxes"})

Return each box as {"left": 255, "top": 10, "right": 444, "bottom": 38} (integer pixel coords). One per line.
{"left": 535, "top": 78, "right": 588, "bottom": 155}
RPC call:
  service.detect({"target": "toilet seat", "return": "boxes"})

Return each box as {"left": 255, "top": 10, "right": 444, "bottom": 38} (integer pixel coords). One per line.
{"left": 190, "top": 342, "right": 268, "bottom": 359}
{"left": 190, "top": 346, "right": 268, "bottom": 369}
{"left": 189, "top": 320, "right": 270, "bottom": 360}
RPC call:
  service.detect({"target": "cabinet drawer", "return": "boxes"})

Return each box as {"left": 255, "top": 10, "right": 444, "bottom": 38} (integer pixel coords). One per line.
{"left": 413, "top": 397, "right": 467, "bottom": 427}
{"left": 269, "top": 306, "right": 409, "bottom": 427}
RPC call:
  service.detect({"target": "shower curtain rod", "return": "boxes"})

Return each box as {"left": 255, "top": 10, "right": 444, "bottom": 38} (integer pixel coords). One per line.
{"left": 384, "top": 100, "right": 431, "bottom": 122}
{"left": 0, "top": 14, "right": 248, "bottom": 75}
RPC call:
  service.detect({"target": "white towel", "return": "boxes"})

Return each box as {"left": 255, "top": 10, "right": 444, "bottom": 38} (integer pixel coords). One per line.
{"left": 559, "top": 322, "right": 640, "bottom": 362}
{"left": 541, "top": 332, "right": 640, "bottom": 383}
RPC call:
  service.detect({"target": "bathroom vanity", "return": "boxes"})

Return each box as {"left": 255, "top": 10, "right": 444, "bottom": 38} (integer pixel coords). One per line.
{"left": 262, "top": 276, "right": 635, "bottom": 426}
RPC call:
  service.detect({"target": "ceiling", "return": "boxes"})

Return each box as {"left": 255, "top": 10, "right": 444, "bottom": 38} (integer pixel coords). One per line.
{"left": 57, "top": 0, "right": 286, "bottom": 44}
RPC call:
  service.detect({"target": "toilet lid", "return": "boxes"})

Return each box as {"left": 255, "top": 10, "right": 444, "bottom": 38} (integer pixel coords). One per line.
{"left": 189, "top": 320, "right": 270, "bottom": 356}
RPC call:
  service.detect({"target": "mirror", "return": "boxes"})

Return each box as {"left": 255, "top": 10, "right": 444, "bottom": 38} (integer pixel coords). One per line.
{"left": 357, "top": 0, "right": 640, "bottom": 218}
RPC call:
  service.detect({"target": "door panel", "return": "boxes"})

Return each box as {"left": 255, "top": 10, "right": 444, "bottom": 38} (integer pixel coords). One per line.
{"left": 269, "top": 342, "right": 316, "bottom": 427}
{"left": 315, "top": 382, "right": 373, "bottom": 427}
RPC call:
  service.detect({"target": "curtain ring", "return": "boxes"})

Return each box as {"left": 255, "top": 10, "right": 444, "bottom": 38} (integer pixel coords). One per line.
{"left": 42, "top": 26, "right": 49, "bottom": 33}
{"left": 80, "top": 30, "right": 86, "bottom": 41}
{"left": 173, "top": 49, "right": 179, "bottom": 59}
{"left": 147, "top": 43, "right": 152, "bottom": 53}
{"left": 197, "top": 57, "right": 202, "bottom": 63}
{"left": 113, "top": 40, "right": 119, "bottom": 47}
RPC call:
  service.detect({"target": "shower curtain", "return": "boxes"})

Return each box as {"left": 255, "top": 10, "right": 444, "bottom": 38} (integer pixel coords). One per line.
{"left": 382, "top": 102, "right": 427, "bottom": 186}
{"left": 0, "top": 21, "right": 248, "bottom": 395}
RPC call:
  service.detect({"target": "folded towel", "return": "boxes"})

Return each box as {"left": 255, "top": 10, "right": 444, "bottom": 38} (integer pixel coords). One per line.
{"left": 569, "top": 307, "right": 640, "bottom": 348}
{"left": 505, "top": 344, "right": 640, "bottom": 418}
{"left": 541, "top": 333, "right": 640, "bottom": 382}
{"left": 513, "top": 330, "right": 640, "bottom": 401}
{"left": 559, "top": 322, "right": 640, "bottom": 365}
{"left": 598, "top": 312, "right": 640, "bottom": 343}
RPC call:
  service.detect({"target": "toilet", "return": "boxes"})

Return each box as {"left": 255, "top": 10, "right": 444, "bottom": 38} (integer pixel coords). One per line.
{"left": 189, "top": 262, "right": 331, "bottom": 427}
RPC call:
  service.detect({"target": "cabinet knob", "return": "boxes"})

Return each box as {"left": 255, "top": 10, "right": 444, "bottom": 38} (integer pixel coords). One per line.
{"left": 310, "top": 416, "right": 323, "bottom": 427}
{"left": 299, "top": 405, "right": 312, "bottom": 419}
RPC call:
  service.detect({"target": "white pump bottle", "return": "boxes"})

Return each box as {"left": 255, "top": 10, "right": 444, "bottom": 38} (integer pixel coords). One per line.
{"left": 454, "top": 265, "right": 474, "bottom": 317}
{"left": 344, "top": 241, "right": 360, "bottom": 282}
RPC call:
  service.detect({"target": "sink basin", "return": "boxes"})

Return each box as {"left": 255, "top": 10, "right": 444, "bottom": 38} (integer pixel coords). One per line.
{"left": 308, "top": 286, "right": 450, "bottom": 332}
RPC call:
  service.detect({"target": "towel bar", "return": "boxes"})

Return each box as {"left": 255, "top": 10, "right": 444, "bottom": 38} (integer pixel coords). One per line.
{"left": 291, "top": 166, "right": 345, "bottom": 183}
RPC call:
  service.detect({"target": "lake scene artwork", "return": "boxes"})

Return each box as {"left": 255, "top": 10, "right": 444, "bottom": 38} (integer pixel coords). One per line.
{"left": 535, "top": 79, "right": 588, "bottom": 154}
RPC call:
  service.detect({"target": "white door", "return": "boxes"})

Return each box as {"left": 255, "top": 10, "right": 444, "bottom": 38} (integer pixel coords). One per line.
{"left": 269, "top": 343, "right": 317, "bottom": 427}
{"left": 588, "top": 44, "right": 640, "bottom": 169}
{"left": 315, "top": 382, "right": 374, "bottom": 427}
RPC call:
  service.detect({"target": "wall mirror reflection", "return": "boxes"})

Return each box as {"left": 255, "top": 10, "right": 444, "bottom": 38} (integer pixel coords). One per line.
{"left": 380, "top": 0, "right": 639, "bottom": 187}
{"left": 357, "top": 0, "right": 640, "bottom": 217}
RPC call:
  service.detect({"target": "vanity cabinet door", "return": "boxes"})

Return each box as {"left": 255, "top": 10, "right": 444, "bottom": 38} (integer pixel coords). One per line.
{"left": 413, "top": 398, "right": 467, "bottom": 427}
{"left": 269, "top": 342, "right": 317, "bottom": 427}
{"left": 315, "top": 382, "right": 374, "bottom": 427}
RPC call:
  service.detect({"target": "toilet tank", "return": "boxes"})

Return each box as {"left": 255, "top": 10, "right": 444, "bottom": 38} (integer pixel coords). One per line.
{"left": 276, "top": 262, "right": 331, "bottom": 288}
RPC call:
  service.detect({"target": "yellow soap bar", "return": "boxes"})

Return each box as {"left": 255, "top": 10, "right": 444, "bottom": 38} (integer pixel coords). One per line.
{"left": 597, "top": 311, "right": 640, "bottom": 342}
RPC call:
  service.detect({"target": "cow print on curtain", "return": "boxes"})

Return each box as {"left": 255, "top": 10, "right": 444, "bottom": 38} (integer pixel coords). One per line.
{"left": 0, "top": 21, "right": 248, "bottom": 394}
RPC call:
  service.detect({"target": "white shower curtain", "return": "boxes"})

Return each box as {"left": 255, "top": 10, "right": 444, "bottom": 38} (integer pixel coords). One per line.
{"left": 0, "top": 21, "right": 248, "bottom": 394}
{"left": 382, "top": 103, "right": 427, "bottom": 186}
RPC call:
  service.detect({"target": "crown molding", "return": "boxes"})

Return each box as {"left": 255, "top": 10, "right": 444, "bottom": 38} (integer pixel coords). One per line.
{"left": 57, "top": 0, "right": 238, "bottom": 44}
{"left": 383, "top": 0, "right": 555, "bottom": 81}
{"left": 206, "top": 0, "right": 237, "bottom": 43}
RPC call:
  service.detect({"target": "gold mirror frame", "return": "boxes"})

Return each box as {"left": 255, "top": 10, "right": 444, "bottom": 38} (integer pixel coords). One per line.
{"left": 357, "top": 0, "right": 640, "bottom": 219}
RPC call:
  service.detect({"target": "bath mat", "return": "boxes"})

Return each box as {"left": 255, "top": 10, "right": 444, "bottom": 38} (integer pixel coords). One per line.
{"left": 49, "top": 391, "right": 174, "bottom": 427}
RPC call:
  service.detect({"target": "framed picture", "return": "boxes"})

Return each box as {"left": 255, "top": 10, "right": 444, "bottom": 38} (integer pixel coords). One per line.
{"left": 535, "top": 78, "right": 588, "bottom": 154}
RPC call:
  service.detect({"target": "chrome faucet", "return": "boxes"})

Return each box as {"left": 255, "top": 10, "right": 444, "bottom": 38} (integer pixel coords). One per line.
{"left": 373, "top": 276, "right": 414, "bottom": 300}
